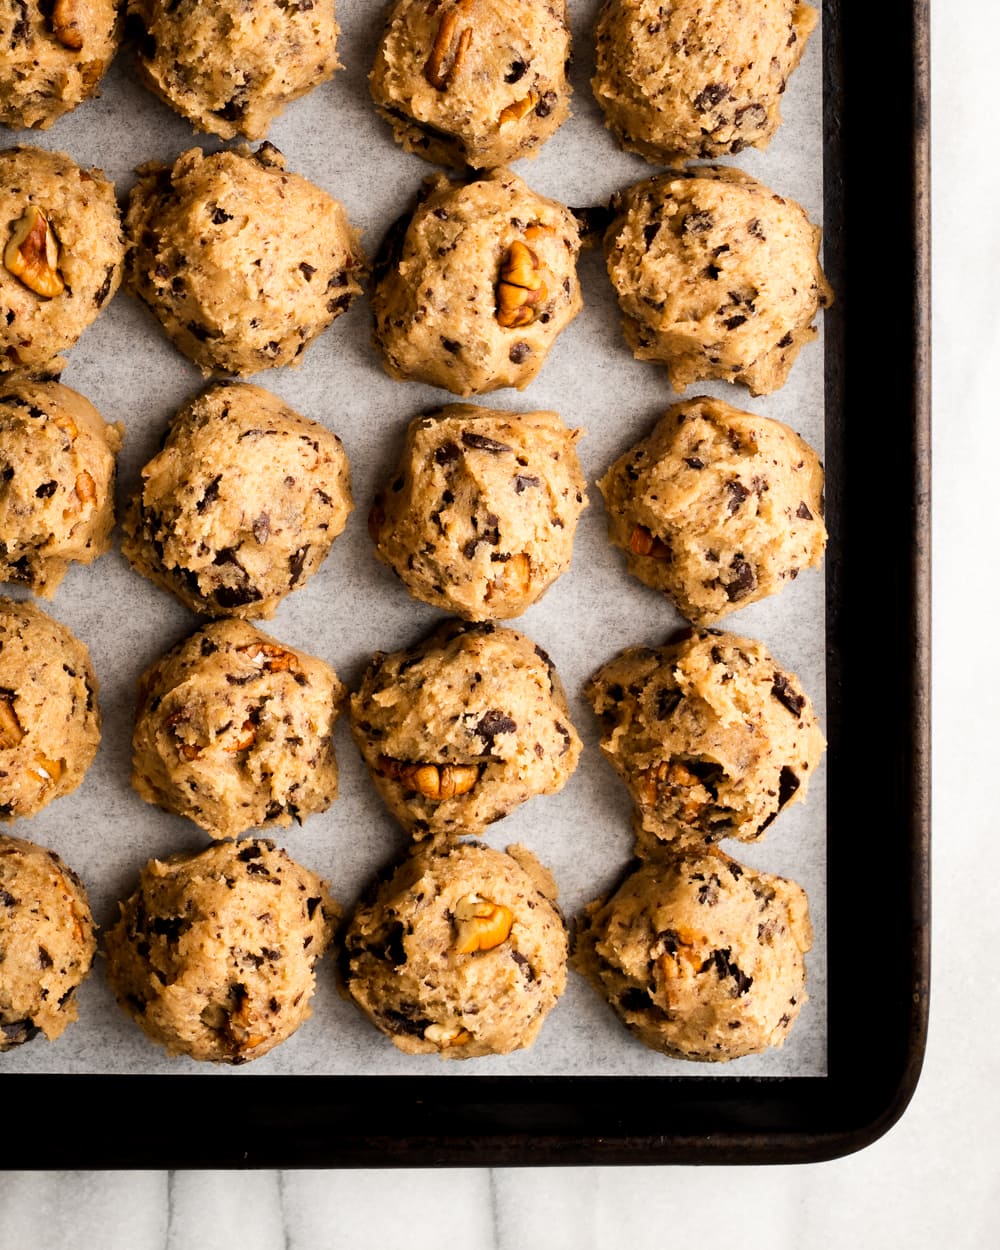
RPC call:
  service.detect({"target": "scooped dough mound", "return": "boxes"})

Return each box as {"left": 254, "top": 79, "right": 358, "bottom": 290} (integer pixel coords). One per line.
{"left": 598, "top": 396, "right": 826, "bottom": 624}
{"left": 341, "top": 840, "right": 567, "bottom": 1058}
{"left": 104, "top": 838, "right": 336, "bottom": 1064}
{"left": 124, "top": 143, "right": 365, "bottom": 376}
{"left": 603, "top": 165, "right": 832, "bottom": 396}
{"left": 122, "top": 382, "right": 352, "bottom": 619}
{"left": 0, "top": 834, "right": 96, "bottom": 1051}
{"left": 572, "top": 847, "right": 812, "bottom": 1061}
{"left": 369, "top": 403, "right": 586, "bottom": 620}
{"left": 131, "top": 620, "right": 345, "bottom": 840}
{"left": 370, "top": 0, "right": 571, "bottom": 170}
{"left": 350, "top": 619, "right": 581, "bottom": 839}
{"left": 372, "top": 168, "right": 582, "bottom": 396}
{"left": 0, "top": 379, "right": 123, "bottom": 597}
{"left": 0, "top": 597, "right": 100, "bottom": 822}
{"left": 128, "top": 0, "right": 341, "bottom": 140}
{"left": 0, "top": 0, "right": 120, "bottom": 130}
{"left": 592, "top": 0, "right": 818, "bottom": 166}
{"left": 585, "top": 629, "right": 824, "bottom": 848}
{"left": 1, "top": 146, "right": 124, "bottom": 377}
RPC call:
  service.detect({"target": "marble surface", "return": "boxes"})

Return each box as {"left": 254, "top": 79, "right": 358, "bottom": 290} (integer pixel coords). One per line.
{"left": 2, "top": 2, "right": 999, "bottom": 1247}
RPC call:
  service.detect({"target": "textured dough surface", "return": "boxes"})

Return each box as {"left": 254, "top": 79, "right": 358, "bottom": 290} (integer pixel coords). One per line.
{"left": 592, "top": 0, "right": 817, "bottom": 166}
{"left": 351, "top": 619, "right": 581, "bottom": 839}
{"left": 103, "top": 838, "right": 336, "bottom": 1064}
{"left": 0, "top": 834, "right": 96, "bottom": 1050}
{"left": 372, "top": 168, "right": 582, "bottom": 396}
{"left": 370, "top": 0, "right": 571, "bottom": 169}
{"left": 0, "top": 379, "right": 122, "bottom": 597}
{"left": 341, "top": 840, "right": 567, "bottom": 1058}
{"left": 122, "top": 382, "right": 352, "bottom": 619}
{"left": 0, "top": 597, "right": 100, "bottom": 821}
{"left": 0, "top": 0, "right": 120, "bottom": 130}
{"left": 604, "top": 165, "right": 832, "bottom": 395}
{"left": 124, "top": 143, "right": 365, "bottom": 376}
{"left": 370, "top": 403, "right": 586, "bottom": 620}
{"left": 599, "top": 396, "right": 825, "bottom": 624}
{"left": 1, "top": 145, "right": 124, "bottom": 376}
{"left": 132, "top": 620, "right": 344, "bottom": 839}
{"left": 572, "top": 847, "right": 812, "bottom": 1061}
{"left": 585, "top": 629, "right": 824, "bottom": 848}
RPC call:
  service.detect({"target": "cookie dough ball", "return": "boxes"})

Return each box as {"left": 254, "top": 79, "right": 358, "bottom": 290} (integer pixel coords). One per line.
{"left": 370, "top": 0, "right": 571, "bottom": 170}
{"left": 585, "top": 629, "right": 824, "bottom": 848}
{"left": 604, "top": 166, "right": 832, "bottom": 396}
{"left": 370, "top": 403, "right": 586, "bottom": 620}
{"left": 372, "top": 168, "right": 582, "bottom": 396}
{"left": 0, "top": 835, "right": 96, "bottom": 1050}
{"left": 1, "top": 146, "right": 124, "bottom": 376}
{"left": 124, "top": 143, "right": 365, "bottom": 376}
{"left": 592, "top": 0, "right": 818, "bottom": 167}
{"left": 132, "top": 620, "right": 344, "bottom": 839}
{"left": 572, "top": 848, "right": 812, "bottom": 1061}
{"left": 598, "top": 396, "right": 826, "bottom": 624}
{"left": 128, "top": 0, "right": 340, "bottom": 140}
{"left": 104, "top": 838, "right": 336, "bottom": 1064}
{"left": 0, "top": 598, "right": 100, "bottom": 822}
{"left": 122, "top": 382, "right": 352, "bottom": 619}
{"left": 0, "top": 0, "right": 120, "bottom": 130}
{"left": 341, "top": 841, "right": 566, "bottom": 1058}
{"left": 0, "top": 380, "right": 123, "bottom": 597}
{"left": 351, "top": 620, "right": 581, "bottom": 839}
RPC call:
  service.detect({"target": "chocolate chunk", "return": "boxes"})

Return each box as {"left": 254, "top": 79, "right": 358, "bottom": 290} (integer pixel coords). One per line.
{"left": 252, "top": 514, "right": 270, "bottom": 545}
{"left": 210, "top": 206, "right": 233, "bottom": 225}
{"left": 724, "top": 555, "right": 756, "bottom": 601}
{"left": 434, "top": 442, "right": 461, "bottom": 466}
{"left": 505, "top": 60, "right": 528, "bottom": 83}
{"left": 441, "top": 337, "right": 461, "bottom": 355}
{"left": 214, "top": 583, "right": 263, "bottom": 609}
{"left": 34, "top": 481, "right": 58, "bottom": 499}
{"left": 656, "top": 687, "right": 682, "bottom": 719}
{"left": 747, "top": 218, "right": 766, "bottom": 240}
{"left": 726, "top": 480, "right": 750, "bottom": 512}
{"left": 619, "top": 987, "right": 653, "bottom": 1012}
{"left": 683, "top": 211, "right": 714, "bottom": 235}
{"left": 0, "top": 1019, "right": 39, "bottom": 1047}
{"left": 508, "top": 341, "right": 531, "bottom": 364}
{"left": 476, "top": 709, "right": 518, "bottom": 741}
{"left": 288, "top": 545, "right": 309, "bottom": 584}
{"left": 513, "top": 473, "right": 541, "bottom": 493}
{"left": 693, "top": 83, "right": 730, "bottom": 112}
{"left": 796, "top": 501, "right": 813, "bottom": 520}
{"left": 535, "top": 90, "right": 558, "bottom": 117}
{"left": 382, "top": 921, "right": 407, "bottom": 967}
{"left": 462, "top": 431, "right": 512, "bottom": 454}
{"left": 724, "top": 314, "right": 747, "bottom": 330}
{"left": 777, "top": 766, "right": 800, "bottom": 809}
{"left": 0, "top": 888, "right": 16, "bottom": 908}
{"left": 771, "top": 673, "right": 805, "bottom": 717}
{"left": 644, "top": 221, "right": 661, "bottom": 247}
{"left": 94, "top": 266, "right": 115, "bottom": 308}
{"left": 684, "top": 456, "right": 704, "bottom": 470}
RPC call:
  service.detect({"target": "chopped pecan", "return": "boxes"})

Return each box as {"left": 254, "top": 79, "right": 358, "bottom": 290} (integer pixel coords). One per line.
{"left": 639, "top": 760, "right": 708, "bottom": 819}
{"left": 424, "top": 0, "right": 473, "bottom": 90}
{"left": 485, "top": 552, "right": 530, "bottom": 603}
{"left": 224, "top": 720, "right": 256, "bottom": 752}
{"left": 453, "top": 893, "right": 514, "bottom": 953}
{"left": 27, "top": 756, "right": 63, "bottom": 785}
{"left": 423, "top": 1021, "right": 472, "bottom": 1047}
{"left": 236, "top": 642, "right": 297, "bottom": 673}
{"left": 4, "top": 207, "right": 65, "bottom": 299}
{"left": 74, "top": 470, "right": 96, "bottom": 507}
{"left": 499, "top": 91, "right": 538, "bottom": 126}
{"left": 0, "top": 696, "right": 24, "bottom": 749}
{"left": 496, "top": 240, "right": 547, "bottom": 329}
{"left": 49, "top": 0, "right": 85, "bottom": 51}
{"left": 658, "top": 928, "right": 708, "bottom": 982}
{"left": 376, "top": 755, "right": 479, "bottom": 800}
{"left": 51, "top": 412, "right": 78, "bottom": 442}
{"left": 628, "top": 524, "right": 670, "bottom": 559}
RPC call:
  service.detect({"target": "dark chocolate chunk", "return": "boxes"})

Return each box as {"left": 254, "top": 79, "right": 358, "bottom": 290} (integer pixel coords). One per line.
{"left": 476, "top": 709, "right": 517, "bottom": 741}
{"left": 726, "top": 480, "right": 750, "bottom": 512}
{"left": 771, "top": 673, "right": 805, "bottom": 717}
{"left": 461, "top": 431, "right": 512, "bottom": 454}
{"left": 693, "top": 83, "right": 730, "bottom": 112}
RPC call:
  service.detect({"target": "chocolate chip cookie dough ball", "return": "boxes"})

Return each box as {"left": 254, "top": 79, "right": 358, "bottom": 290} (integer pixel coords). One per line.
{"left": 585, "top": 630, "right": 824, "bottom": 849}
{"left": 1, "top": 146, "right": 124, "bottom": 376}
{"left": 342, "top": 840, "right": 566, "bottom": 1058}
{"left": 0, "top": 380, "right": 123, "bottom": 597}
{"left": 572, "top": 847, "right": 812, "bottom": 1061}
{"left": 598, "top": 396, "right": 826, "bottom": 624}
{"left": 131, "top": 620, "right": 344, "bottom": 840}
{"left": 351, "top": 620, "right": 581, "bottom": 839}
{"left": 124, "top": 143, "right": 365, "bottom": 377}
{"left": 603, "top": 166, "right": 832, "bottom": 396}
{"left": 592, "top": 0, "right": 818, "bottom": 167}
{"left": 0, "top": 0, "right": 120, "bottom": 130}
{"left": 369, "top": 403, "right": 586, "bottom": 620}
{"left": 0, "top": 598, "right": 100, "bottom": 822}
{"left": 370, "top": 0, "right": 571, "bottom": 170}
{"left": 372, "top": 168, "right": 582, "bottom": 396}
{"left": 122, "top": 382, "right": 352, "bottom": 620}
{"left": 104, "top": 838, "right": 336, "bottom": 1064}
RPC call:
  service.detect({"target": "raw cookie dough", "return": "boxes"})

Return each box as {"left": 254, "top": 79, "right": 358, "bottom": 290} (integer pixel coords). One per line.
{"left": 0, "top": 834, "right": 96, "bottom": 1051}
{"left": 131, "top": 620, "right": 344, "bottom": 840}
{"left": 572, "top": 847, "right": 812, "bottom": 1061}
{"left": 369, "top": 403, "right": 586, "bottom": 620}
{"left": 128, "top": 0, "right": 340, "bottom": 140}
{"left": 603, "top": 165, "right": 832, "bottom": 396}
{"left": 0, "top": 379, "right": 123, "bottom": 597}
{"left": 341, "top": 840, "right": 566, "bottom": 1058}
{"left": 0, "top": 597, "right": 100, "bottom": 822}
{"left": 598, "top": 396, "right": 826, "bottom": 624}
{"left": 124, "top": 143, "right": 365, "bottom": 376}
{"left": 122, "top": 382, "right": 352, "bottom": 620}
{"left": 372, "top": 168, "right": 582, "bottom": 396}
{"left": 0, "top": 0, "right": 120, "bottom": 130}
{"left": 350, "top": 619, "right": 581, "bottom": 839}
{"left": 370, "top": 0, "right": 571, "bottom": 170}
{"left": 104, "top": 838, "right": 336, "bottom": 1064}
{"left": 585, "top": 629, "right": 824, "bottom": 848}
{"left": 1, "top": 145, "right": 124, "bottom": 376}
{"left": 592, "top": 0, "right": 818, "bottom": 167}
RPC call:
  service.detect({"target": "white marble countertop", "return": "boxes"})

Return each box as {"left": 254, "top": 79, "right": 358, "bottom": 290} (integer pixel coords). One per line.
{"left": 2, "top": 2, "right": 998, "bottom": 1246}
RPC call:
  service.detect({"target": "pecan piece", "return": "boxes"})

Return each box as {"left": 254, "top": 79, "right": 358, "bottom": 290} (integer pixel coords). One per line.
{"left": 4, "top": 207, "right": 65, "bottom": 299}
{"left": 74, "top": 470, "right": 96, "bottom": 507}
{"left": 496, "top": 240, "right": 547, "bottom": 329}
{"left": 639, "top": 760, "right": 708, "bottom": 819}
{"left": 223, "top": 719, "right": 256, "bottom": 752}
{"left": 376, "top": 755, "right": 479, "bottom": 800}
{"left": 628, "top": 524, "right": 670, "bottom": 559}
{"left": 499, "top": 91, "right": 539, "bottom": 126}
{"left": 51, "top": 412, "right": 78, "bottom": 442}
{"left": 423, "top": 1021, "right": 472, "bottom": 1048}
{"left": 424, "top": 0, "right": 473, "bottom": 90}
{"left": 485, "top": 552, "right": 530, "bottom": 603}
{"left": 49, "top": 0, "right": 85, "bottom": 51}
{"left": 26, "top": 756, "right": 64, "bottom": 785}
{"left": 0, "top": 696, "right": 24, "bottom": 749}
{"left": 236, "top": 642, "right": 297, "bottom": 673}
{"left": 453, "top": 893, "right": 514, "bottom": 953}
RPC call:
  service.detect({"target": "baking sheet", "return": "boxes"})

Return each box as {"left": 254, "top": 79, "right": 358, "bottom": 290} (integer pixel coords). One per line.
{"left": 1, "top": 0, "right": 827, "bottom": 1077}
